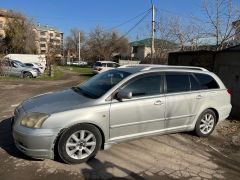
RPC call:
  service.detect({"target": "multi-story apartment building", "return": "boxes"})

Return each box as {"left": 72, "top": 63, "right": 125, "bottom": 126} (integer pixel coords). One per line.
{"left": 0, "top": 9, "right": 12, "bottom": 38}
{"left": 0, "top": 9, "right": 63, "bottom": 55}
{"left": 34, "top": 25, "right": 64, "bottom": 55}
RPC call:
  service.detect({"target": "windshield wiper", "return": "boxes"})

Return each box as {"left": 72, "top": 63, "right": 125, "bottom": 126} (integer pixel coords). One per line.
{"left": 71, "top": 87, "right": 97, "bottom": 99}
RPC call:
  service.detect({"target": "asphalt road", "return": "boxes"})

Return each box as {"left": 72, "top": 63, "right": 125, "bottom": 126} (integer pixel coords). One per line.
{"left": 0, "top": 71, "right": 239, "bottom": 180}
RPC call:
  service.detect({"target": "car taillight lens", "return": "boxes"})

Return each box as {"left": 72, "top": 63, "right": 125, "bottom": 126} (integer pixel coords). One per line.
{"left": 227, "top": 89, "right": 232, "bottom": 95}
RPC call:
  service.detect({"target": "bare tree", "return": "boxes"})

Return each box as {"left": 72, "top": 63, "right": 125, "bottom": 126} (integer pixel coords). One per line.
{"left": 86, "top": 27, "right": 129, "bottom": 61}
{"left": 202, "top": 0, "right": 240, "bottom": 49}
{"left": 64, "top": 28, "right": 85, "bottom": 60}
{"left": 46, "top": 41, "right": 62, "bottom": 77}
{"left": 1, "top": 11, "right": 37, "bottom": 54}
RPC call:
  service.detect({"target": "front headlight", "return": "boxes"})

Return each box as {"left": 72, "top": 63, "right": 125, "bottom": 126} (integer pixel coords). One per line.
{"left": 20, "top": 112, "right": 49, "bottom": 128}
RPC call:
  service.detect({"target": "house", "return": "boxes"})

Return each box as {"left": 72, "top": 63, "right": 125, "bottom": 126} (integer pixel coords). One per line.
{"left": 130, "top": 38, "right": 176, "bottom": 61}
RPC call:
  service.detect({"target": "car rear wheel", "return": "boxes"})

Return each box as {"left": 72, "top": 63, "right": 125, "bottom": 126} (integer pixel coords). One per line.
{"left": 23, "top": 72, "right": 33, "bottom": 78}
{"left": 57, "top": 124, "right": 102, "bottom": 164}
{"left": 195, "top": 109, "right": 217, "bottom": 137}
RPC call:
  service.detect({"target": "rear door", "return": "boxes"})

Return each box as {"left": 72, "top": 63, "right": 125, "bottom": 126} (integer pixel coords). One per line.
{"left": 164, "top": 72, "right": 196, "bottom": 129}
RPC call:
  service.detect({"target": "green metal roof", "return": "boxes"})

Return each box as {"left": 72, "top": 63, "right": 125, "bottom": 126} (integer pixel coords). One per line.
{"left": 130, "top": 38, "right": 176, "bottom": 47}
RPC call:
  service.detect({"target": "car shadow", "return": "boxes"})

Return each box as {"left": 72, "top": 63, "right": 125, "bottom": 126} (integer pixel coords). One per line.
{"left": 0, "top": 117, "right": 41, "bottom": 161}
{"left": 81, "top": 158, "right": 147, "bottom": 180}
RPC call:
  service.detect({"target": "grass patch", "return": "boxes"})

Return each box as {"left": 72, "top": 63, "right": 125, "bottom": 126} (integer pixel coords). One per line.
{"left": 36, "top": 68, "right": 64, "bottom": 80}
{"left": 61, "top": 65, "right": 92, "bottom": 74}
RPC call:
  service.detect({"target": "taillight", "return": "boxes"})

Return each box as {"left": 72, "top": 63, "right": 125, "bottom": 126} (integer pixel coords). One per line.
{"left": 227, "top": 89, "right": 232, "bottom": 95}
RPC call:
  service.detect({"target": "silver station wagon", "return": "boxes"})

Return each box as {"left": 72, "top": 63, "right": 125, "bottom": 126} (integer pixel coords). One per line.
{"left": 12, "top": 65, "right": 232, "bottom": 164}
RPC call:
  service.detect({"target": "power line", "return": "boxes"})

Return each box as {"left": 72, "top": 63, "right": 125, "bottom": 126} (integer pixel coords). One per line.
{"left": 104, "top": 8, "right": 151, "bottom": 31}
{"left": 120, "top": 8, "right": 151, "bottom": 39}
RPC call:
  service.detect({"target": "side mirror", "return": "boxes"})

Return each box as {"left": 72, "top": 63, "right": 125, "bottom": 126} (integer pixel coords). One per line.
{"left": 117, "top": 89, "right": 132, "bottom": 100}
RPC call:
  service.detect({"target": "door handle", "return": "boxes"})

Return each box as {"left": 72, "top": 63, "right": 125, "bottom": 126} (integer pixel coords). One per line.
{"left": 196, "top": 95, "right": 204, "bottom": 99}
{"left": 154, "top": 100, "right": 164, "bottom": 105}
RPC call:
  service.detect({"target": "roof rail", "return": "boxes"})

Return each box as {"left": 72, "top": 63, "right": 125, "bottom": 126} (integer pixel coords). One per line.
{"left": 119, "top": 64, "right": 209, "bottom": 72}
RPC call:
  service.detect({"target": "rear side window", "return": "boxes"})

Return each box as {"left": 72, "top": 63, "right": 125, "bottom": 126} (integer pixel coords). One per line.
{"left": 190, "top": 75, "right": 201, "bottom": 91}
{"left": 107, "top": 63, "right": 114, "bottom": 67}
{"left": 166, "top": 73, "right": 190, "bottom": 93}
{"left": 194, "top": 73, "right": 219, "bottom": 89}
{"left": 123, "top": 75, "right": 162, "bottom": 97}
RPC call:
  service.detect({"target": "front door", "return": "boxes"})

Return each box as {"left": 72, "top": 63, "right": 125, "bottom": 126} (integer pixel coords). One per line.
{"left": 109, "top": 73, "right": 165, "bottom": 140}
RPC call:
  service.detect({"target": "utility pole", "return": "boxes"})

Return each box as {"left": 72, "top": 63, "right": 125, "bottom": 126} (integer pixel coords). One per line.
{"left": 78, "top": 31, "right": 81, "bottom": 63}
{"left": 151, "top": 3, "right": 155, "bottom": 64}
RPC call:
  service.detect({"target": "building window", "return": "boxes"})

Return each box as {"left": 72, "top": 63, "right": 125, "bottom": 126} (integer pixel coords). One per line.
{"left": 41, "top": 50, "right": 46, "bottom": 54}
{"left": 50, "top": 33, "right": 54, "bottom": 37}
{"left": 40, "top": 31, "right": 46, "bottom": 36}
{"left": 40, "top": 43, "right": 46, "bottom": 47}
{"left": 133, "top": 47, "right": 138, "bottom": 53}
{"left": 40, "top": 38, "right": 46, "bottom": 42}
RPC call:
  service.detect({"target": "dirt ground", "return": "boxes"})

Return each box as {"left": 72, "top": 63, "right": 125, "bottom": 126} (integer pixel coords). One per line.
{"left": 0, "top": 70, "right": 240, "bottom": 180}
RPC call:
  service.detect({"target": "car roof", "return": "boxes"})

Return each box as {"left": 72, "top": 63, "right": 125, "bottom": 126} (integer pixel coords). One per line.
{"left": 118, "top": 64, "right": 209, "bottom": 74}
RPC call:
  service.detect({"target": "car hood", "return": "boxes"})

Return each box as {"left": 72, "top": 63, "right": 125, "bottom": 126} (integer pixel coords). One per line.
{"left": 21, "top": 89, "right": 92, "bottom": 114}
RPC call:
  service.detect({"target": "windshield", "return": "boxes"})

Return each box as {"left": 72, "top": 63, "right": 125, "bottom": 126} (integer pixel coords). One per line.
{"left": 77, "top": 69, "right": 131, "bottom": 98}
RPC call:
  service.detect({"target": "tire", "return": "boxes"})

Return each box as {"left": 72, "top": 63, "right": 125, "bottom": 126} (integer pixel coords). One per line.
{"left": 195, "top": 109, "right": 217, "bottom": 137}
{"left": 57, "top": 124, "right": 102, "bottom": 164}
{"left": 23, "top": 72, "right": 33, "bottom": 78}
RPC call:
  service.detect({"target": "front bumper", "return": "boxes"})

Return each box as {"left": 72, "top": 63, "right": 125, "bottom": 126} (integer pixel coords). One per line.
{"left": 12, "top": 122, "right": 60, "bottom": 159}
{"left": 30, "top": 71, "right": 38, "bottom": 77}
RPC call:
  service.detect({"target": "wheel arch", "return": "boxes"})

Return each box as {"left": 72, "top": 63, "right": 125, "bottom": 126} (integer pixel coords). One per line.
{"left": 207, "top": 107, "right": 219, "bottom": 123}
{"left": 53, "top": 122, "right": 106, "bottom": 159}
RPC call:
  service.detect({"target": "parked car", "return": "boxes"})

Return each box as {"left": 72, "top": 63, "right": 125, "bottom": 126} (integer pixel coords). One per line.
{"left": 1, "top": 59, "right": 38, "bottom": 78}
{"left": 67, "top": 61, "right": 88, "bottom": 66}
{"left": 12, "top": 65, "right": 231, "bottom": 164}
{"left": 24, "top": 62, "right": 44, "bottom": 75}
{"left": 92, "top": 61, "right": 120, "bottom": 74}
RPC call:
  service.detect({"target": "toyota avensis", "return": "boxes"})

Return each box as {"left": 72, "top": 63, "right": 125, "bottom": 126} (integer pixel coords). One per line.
{"left": 12, "top": 65, "right": 232, "bottom": 164}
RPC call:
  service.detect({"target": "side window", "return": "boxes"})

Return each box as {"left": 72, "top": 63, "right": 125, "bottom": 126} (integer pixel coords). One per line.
{"left": 190, "top": 75, "right": 201, "bottom": 91}
{"left": 123, "top": 75, "right": 162, "bottom": 97}
{"left": 113, "top": 63, "right": 120, "bottom": 68}
{"left": 166, "top": 73, "right": 190, "bottom": 93}
{"left": 102, "top": 63, "right": 107, "bottom": 67}
{"left": 107, "top": 63, "right": 114, "bottom": 67}
{"left": 194, "top": 73, "right": 219, "bottom": 89}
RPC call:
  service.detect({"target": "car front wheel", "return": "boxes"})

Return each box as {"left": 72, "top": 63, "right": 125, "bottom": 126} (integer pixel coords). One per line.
{"left": 195, "top": 109, "right": 217, "bottom": 137}
{"left": 57, "top": 124, "right": 102, "bottom": 164}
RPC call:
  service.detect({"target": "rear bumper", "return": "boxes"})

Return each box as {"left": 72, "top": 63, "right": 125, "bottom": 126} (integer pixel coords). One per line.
{"left": 12, "top": 124, "right": 59, "bottom": 159}
{"left": 218, "top": 104, "right": 232, "bottom": 121}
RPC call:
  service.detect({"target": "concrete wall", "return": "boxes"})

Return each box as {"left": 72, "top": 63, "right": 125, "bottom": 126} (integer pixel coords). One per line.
{"left": 168, "top": 50, "right": 240, "bottom": 119}
{"left": 214, "top": 52, "right": 240, "bottom": 118}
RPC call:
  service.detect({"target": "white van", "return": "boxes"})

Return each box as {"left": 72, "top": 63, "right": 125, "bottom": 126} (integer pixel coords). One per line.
{"left": 92, "top": 61, "right": 120, "bottom": 74}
